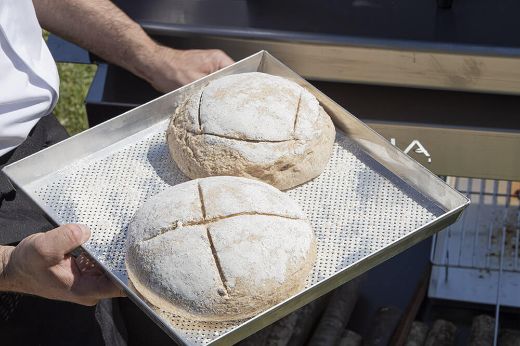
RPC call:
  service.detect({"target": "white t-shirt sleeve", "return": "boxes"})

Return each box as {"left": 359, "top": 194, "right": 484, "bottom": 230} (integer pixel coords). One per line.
{"left": 0, "top": 0, "right": 60, "bottom": 157}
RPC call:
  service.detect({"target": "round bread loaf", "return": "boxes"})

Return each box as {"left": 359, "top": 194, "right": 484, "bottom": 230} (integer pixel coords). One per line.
{"left": 166, "top": 72, "right": 335, "bottom": 190}
{"left": 125, "top": 176, "right": 316, "bottom": 321}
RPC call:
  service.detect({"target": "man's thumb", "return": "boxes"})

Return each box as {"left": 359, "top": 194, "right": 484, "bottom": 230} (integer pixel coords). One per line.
{"left": 39, "top": 224, "right": 91, "bottom": 261}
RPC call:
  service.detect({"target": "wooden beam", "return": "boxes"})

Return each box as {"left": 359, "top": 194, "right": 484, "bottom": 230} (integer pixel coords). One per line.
{"left": 192, "top": 37, "right": 520, "bottom": 95}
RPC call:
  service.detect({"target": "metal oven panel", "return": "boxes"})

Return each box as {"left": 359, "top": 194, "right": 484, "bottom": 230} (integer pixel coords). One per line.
{"left": 430, "top": 178, "right": 520, "bottom": 307}
{"left": 3, "top": 51, "right": 468, "bottom": 345}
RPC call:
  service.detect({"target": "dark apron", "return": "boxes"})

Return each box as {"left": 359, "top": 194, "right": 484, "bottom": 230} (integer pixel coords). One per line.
{"left": 0, "top": 114, "right": 67, "bottom": 243}
{"left": 0, "top": 115, "right": 105, "bottom": 346}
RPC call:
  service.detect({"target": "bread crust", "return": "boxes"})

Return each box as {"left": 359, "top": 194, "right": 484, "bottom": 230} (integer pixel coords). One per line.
{"left": 166, "top": 72, "right": 335, "bottom": 190}
{"left": 125, "top": 176, "right": 316, "bottom": 321}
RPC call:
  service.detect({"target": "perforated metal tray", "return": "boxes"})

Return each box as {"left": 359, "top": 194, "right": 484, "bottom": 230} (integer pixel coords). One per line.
{"left": 3, "top": 51, "right": 469, "bottom": 345}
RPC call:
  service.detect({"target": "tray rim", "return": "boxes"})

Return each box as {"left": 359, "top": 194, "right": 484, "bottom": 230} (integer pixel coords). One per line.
{"left": 2, "top": 50, "right": 470, "bottom": 345}
{"left": 3, "top": 51, "right": 469, "bottom": 211}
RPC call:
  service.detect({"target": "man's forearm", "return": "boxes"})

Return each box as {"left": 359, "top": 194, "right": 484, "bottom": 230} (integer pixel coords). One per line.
{"left": 33, "top": 0, "right": 161, "bottom": 86}
{"left": 0, "top": 245, "right": 15, "bottom": 292}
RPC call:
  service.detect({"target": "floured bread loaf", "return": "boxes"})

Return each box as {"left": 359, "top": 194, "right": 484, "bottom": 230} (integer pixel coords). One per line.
{"left": 166, "top": 72, "right": 335, "bottom": 190}
{"left": 125, "top": 176, "right": 316, "bottom": 321}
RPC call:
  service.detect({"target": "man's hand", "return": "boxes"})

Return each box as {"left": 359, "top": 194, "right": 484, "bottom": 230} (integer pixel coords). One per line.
{"left": 0, "top": 224, "right": 124, "bottom": 306}
{"left": 34, "top": 0, "right": 234, "bottom": 94}
{"left": 147, "top": 47, "right": 234, "bottom": 93}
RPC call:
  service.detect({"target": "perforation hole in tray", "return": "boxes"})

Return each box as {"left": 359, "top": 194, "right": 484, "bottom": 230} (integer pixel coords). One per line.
{"left": 32, "top": 127, "right": 442, "bottom": 344}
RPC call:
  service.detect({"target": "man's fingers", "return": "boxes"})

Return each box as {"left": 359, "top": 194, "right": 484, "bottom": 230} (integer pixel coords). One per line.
{"left": 90, "top": 274, "right": 127, "bottom": 299}
{"left": 73, "top": 273, "right": 127, "bottom": 302}
{"left": 35, "top": 224, "right": 91, "bottom": 263}
{"left": 96, "top": 277, "right": 127, "bottom": 299}
{"left": 192, "top": 72, "right": 207, "bottom": 82}
{"left": 216, "top": 51, "right": 234, "bottom": 69}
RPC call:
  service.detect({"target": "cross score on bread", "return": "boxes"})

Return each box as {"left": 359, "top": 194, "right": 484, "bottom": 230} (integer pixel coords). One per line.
{"left": 167, "top": 72, "right": 335, "bottom": 190}
{"left": 126, "top": 176, "right": 316, "bottom": 321}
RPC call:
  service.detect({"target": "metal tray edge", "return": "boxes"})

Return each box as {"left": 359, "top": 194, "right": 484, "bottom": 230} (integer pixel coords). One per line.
{"left": 261, "top": 51, "right": 469, "bottom": 212}
{"left": 209, "top": 200, "right": 469, "bottom": 345}
{"left": 1, "top": 50, "right": 471, "bottom": 345}
{"left": 1, "top": 51, "right": 266, "bottom": 188}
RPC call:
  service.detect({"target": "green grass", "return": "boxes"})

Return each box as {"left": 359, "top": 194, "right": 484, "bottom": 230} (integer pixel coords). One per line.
{"left": 44, "top": 31, "right": 95, "bottom": 135}
{"left": 54, "top": 63, "right": 96, "bottom": 135}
